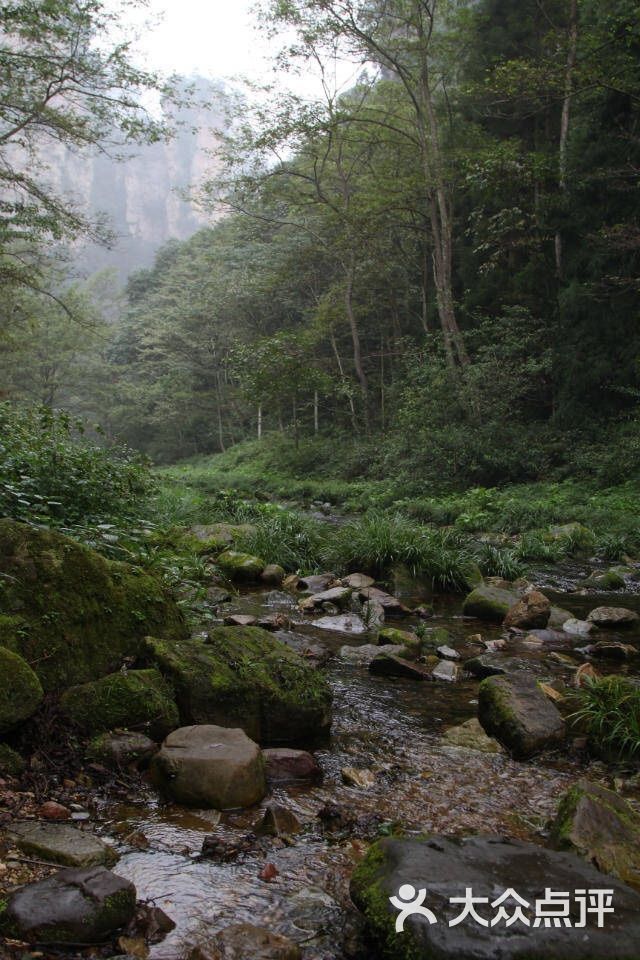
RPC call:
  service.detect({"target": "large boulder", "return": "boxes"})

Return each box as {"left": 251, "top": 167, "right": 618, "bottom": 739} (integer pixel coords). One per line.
{"left": 478, "top": 674, "right": 565, "bottom": 758}
{"left": 504, "top": 591, "right": 551, "bottom": 630}
{"left": 145, "top": 627, "right": 332, "bottom": 745}
{"left": 463, "top": 585, "right": 517, "bottom": 622}
{"left": 550, "top": 780, "right": 640, "bottom": 888}
{"left": 4, "top": 866, "right": 136, "bottom": 944}
{"left": 60, "top": 668, "right": 178, "bottom": 739}
{"left": 350, "top": 835, "right": 640, "bottom": 960}
{"left": 151, "top": 724, "right": 266, "bottom": 809}
{"left": 0, "top": 519, "right": 186, "bottom": 692}
{"left": 0, "top": 646, "right": 43, "bottom": 733}
{"left": 7, "top": 822, "right": 117, "bottom": 868}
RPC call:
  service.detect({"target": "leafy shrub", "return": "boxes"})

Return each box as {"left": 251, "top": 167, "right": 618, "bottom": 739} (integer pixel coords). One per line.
{"left": 0, "top": 403, "right": 153, "bottom": 526}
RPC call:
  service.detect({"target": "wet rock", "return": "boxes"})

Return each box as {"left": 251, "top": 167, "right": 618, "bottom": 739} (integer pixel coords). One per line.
{"left": 299, "top": 586, "right": 352, "bottom": 611}
{"left": 339, "top": 643, "right": 405, "bottom": 666}
{"left": 464, "top": 653, "right": 537, "bottom": 679}
{"left": 504, "top": 590, "right": 551, "bottom": 630}
{"left": 187, "top": 923, "right": 301, "bottom": 960}
{"left": 265, "top": 590, "right": 296, "bottom": 608}
{"left": 0, "top": 647, "right": 44, "bottom": 734}
{"left": 548, "top": 605, "right": 573, "bottom": 628}
{"left": 351, "top": 835, "right": 640, "bottom": 960}
{"left": 563, "top": 618, "right": 596, "bottom": 638}
{"left": 551, "top": 780, "right": 640, "bottom": 888}
{"left": 200, "top": 833, "right": 256, "bottom": 862}
{"left": 7, "top": 821, "right": 117, "bottom": 868}
{"left": 262, "top": 748, "right": 322, "bottom": 782}
{"left": 145, "top": 627, "right": 332, "bottom": 745}
{"left": 60, "top": 668, "right": 179, "bottom": 739}
{"left": 217, "top": 551, "right": 265, "bottom": 581}
{"left": 463, "top": 585, "right": 517, "bottom": 622}
{"left": 256, "top": 614, "right": 290, "bottom": 631}
{"left": 88, "top": 731, "right": 157, "bottom": 768}
{"left": 314, "top": 613, "right": 366, "bottom": 633}
{"left": 588, "top": 606, "right": 640, "bottom": 628}
{"left": 151, "top": 725, "right": 266, "bottom": 809}
{"left": 436, "top": 644, "right": 460, "bottom": 660}
{"left": 342, "top": 572, "right": 375, "bottom": 589}
{"left": 432, "top": 660, "right": 460, "bottom": 682}
{"left": 369, "top": 652, "right": 433, "bottom": 680}
{"left": 223, "top": 613, "right": 258, "bottom": 627}
{"left": 297, "top": 573, "right": 337, "bottom": 593}
{"left": 256, "top": 802, "right": 302, "bottom": 837}
{"left": 0, "top": 518, "right": 186, "bottom": 693}
{"left": 378, "top": 626, "right": 421, "bottom": 654}
{"left": 479, "top": 674, "right": 565, "bottom": 758}
{"left": 5, "top": 865, "right": 136, "bottom": 944}
{"left": 260, "top": 564, "right": 286, "bottom": 586}
{"left": 206, "top": 586, "right": 232, "bottom": 605}
{"left": 359, "top": 587, "right": 411, "bottom": 617}
{"left": 442, "top": 717, "right": 503, "bottom": 753}
{"left": 361, "top": 599, "right": 385, "bottom": 629}
{"left": 38, "top": 800, "right": 71, "bottom": 820}
{"left": 588, "top": 641, "right": 638, "bottom": 660}
{"left": 525, "top": 628, "right": 571, "bottom": 648}
{"left": 581, "top": 569, "right": 626, "bottom": 591}
{"left": 342, "top": 767, "right": 376, "bottom": 788}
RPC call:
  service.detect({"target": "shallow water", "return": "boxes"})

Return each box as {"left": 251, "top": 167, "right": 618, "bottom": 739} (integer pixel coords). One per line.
{"left": 101, "top": 564, "right": 640, "bottom": 959}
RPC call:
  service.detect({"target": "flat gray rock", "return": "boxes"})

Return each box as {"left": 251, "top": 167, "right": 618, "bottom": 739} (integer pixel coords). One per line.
{"left": 7, "top": 822, "right": 116, "bottom": 868}
{"left": 351, "top": 836, "right": 640, "bottom": 959}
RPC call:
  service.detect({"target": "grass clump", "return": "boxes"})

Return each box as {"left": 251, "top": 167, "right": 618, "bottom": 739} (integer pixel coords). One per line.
{"left": 570, "top": 676, "right": 640, "bottom": 761}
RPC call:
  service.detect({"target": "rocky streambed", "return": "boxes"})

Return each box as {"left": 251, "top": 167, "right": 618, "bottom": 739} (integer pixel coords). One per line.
{"left": 2, "top": 517, "right": 640, "bottom": 959}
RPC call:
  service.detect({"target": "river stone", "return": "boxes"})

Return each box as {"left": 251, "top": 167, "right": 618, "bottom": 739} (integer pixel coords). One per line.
{"left": 478, "top": 674, "right": 565, "bottom": 759}
{"left": 350, "top": 835, "right": 640, "bottom": 960}
{"left": 262, "top": 748, "right": 321, "bottom": 781}
{"left": 7, "top": 822, "right": 117, "bottom": 868}
{"left": 563, "top": 618, "right": 595, "bottom": 637}
{"left": 152, "top": 725, "right": 266, "bottom": 809}
{"left": 145, "top": 627, "right": 332, "bottom": 745}
{"left": 504, "top": 590, "right": 551, "bottom": 630}
{"left": 463, "top": 585, "right": 517, "bottom": 622}
{"left": 5, "top": 865, "right": 136, "bottom": 944}
{"left": 588, "top": 641, "right": 638, "bottom": 660}
{"left": 550, "top": 780, "right": 640, "bottom": 888}
{"left": 548, "top": 605, "right": 573, "bottom": 628}
{"left": 581, "top": 569, "right": 626, "bottom": 591}
{"left": 442, "top": 717, "right": 503, "bottom": 753}
{"left": 339, "top": 643, "right": 405, "bottom": 666}
{"left": 299, "top": 586, "right": 352, "bottom": 610}
{"left": 369, "top": 652, "right": 433, "bottom": 680}
{"left": 88, "top": 731, "right": 158, "bottom": 767}
{"left": 187, "top": 923, "right": 301, "bottom": 960}
{"left": 432, "top": 660, "right": 460, "bottom": 682}
{"left": 0, "top": 646, "right": 44, "bottom": 734}
{"left": 0, "top": 518, "right": 186, "bottom": 693}
{"left": 464, "top": 653, "right": 543, "bottom": 679}
{"left": 60, "top": 668, "right": 179, "bottom": 739}
{"left": 223, "top": 613, "right": 258, "bottom": 627}
{"left": 362, "top": 599, "right": 385, "bottom": 629}
{"left": 359, "top": 587, "right": 411, "bottom": 617}
{"left": 217, "top": 551, "right": 265, "bottom": 581}
{"left": 313, "top": 613, "right": 366, "bottom": 633}
{"left": 587, "top": 606, "right": 640, "bottom": 628}
{"left": 436, "top": 644, "right": 460, "bottom": 660}
{"left": 256, "top": 802, "right": 302, "bottom": 837}
{"left": 297, "top": 573, "right": 337, "bottom": 593}
{"left": 342, "top": 572, "right": 375, "bottom": 589}
{"left": 207, "top": 586, "right": 232, "bottom": 605}
{"left": 261, "top": 564, "right": 286, "bottom": 585}
{"left": 378, "top": 627, "right": 421, "bottom": 654}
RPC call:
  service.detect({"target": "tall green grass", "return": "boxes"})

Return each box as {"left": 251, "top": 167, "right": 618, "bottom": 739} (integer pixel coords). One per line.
{"left": 570, "top": 676, "right": 640, "bottom": 760}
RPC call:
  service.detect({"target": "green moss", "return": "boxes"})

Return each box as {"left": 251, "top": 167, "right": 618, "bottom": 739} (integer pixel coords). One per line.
{"left": 462, "top": 585, "right": 516, "bottom": 622}
{"left": 377, "top": 627, "right": 421, "bottom": 656}
{"left": 217, "top": 550, "right": 265, "bottom": 580}
{"left": 351, "top": 843, "right": 423, "bottom": 960}
{"left": 60, "top": 668, "right": 179, "bottom": 738}
{"left": 0, "top": 646, "right": 43, "bottom": 733}
{"left": 0, "top": 742, "right": 26, "bottom": 776}
{"left": 0, "top": 519, "right": 187, "bottom": 692}
{"left": 144, "top": 626, "right": 332, "bottom": 745}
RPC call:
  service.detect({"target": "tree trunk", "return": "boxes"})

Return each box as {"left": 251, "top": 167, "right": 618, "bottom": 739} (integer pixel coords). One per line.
{"left": 257, "top": 404, "right": 263, "bottom": 440}
{"left": 330, "top": 328, "right": 358, "bottom": 433}
{"left": 555, "top": 0, "right": 578, "bottom": 280}
{"left": 344, "top": 253, "right": 369, "bottom": 431}
{"left": 313, "top": 390, "right": 319, "bottom": 434}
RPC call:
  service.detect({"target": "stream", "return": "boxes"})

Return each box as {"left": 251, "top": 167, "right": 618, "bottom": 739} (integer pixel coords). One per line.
{"left": 98, "top": 564, "right": 640, "bottom": 959}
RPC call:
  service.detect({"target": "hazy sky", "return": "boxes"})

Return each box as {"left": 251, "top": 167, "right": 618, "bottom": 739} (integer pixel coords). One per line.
{"left": 131, "top": 0, "right": 357, "bottom": 99}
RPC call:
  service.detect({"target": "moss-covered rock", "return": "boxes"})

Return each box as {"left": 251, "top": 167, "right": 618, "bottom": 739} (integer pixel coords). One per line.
{"left": 377, "top": 627, "right": 421, "bottom": 656}
{"left": 144, "top": 626, "right": 332, "bottom": 745}
{"left": 0, "top": 647, "right": 43, "bottom": 734}
{"left": 547, "top": 522, "right": 596, "bottom": 552}
{"left": 0, "top": 519, "right": 187, "bottom": 692}
{"left": 60, "top": 669, "right": 179, "bottom": 739}
{"left": 581, "top": 569, "right": 626, "bottom": 591}
{"left": 550, "top": 780, "right": 640, "bottom": 889}
{"left": 0, "top": 742, "right": 26, "bottom": 776}
{"left": 217, "top": 550, "right": 265, "bottom": 580}
{"left": 462, "top": 585, "right": 517, "bottom": 622}
{"left": 478, "top": 674, "right": 566, "bottom": 759}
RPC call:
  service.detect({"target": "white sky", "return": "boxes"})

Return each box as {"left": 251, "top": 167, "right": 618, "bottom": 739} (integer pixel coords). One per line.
{"left": 124, "top": 0, "right": 360, "bottom": 101}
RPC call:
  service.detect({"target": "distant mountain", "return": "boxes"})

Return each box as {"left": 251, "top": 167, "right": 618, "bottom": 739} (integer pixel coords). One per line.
{"left": 52, "top": 77, "right": 226, "bottom": 281}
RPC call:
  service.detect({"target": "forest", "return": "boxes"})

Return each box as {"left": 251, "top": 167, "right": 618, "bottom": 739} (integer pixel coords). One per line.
{"left": 1, "top": 2, "right": 640, "bottom": 960}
